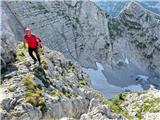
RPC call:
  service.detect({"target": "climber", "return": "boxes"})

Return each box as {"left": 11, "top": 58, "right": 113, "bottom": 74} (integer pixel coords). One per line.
{"left": 23, "top": 27, "right": 42, "bottom": 65}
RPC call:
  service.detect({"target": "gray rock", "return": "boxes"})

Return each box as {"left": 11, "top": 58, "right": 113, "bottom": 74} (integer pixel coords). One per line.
{"left": 20, "top": 103, "right": 42, "bottom": 120}
{"left": 1, "top": 3, "right": 17, "bottom": 72}
{"left": 24, "top": 61, "right": 31, "bottom": 67}
{"left": 4, "top": 71, "right": 17, "bottom": 79}
{"left": 0, "top": 109, "right": 8, "bottom": 120}
{"left": 1, "top": 98, "right": 16, "bottom": 112}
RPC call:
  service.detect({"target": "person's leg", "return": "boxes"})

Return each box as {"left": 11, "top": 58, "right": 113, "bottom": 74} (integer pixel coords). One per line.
{"left": 28, "top": 47, "right": 37, "bottom": 63}
{"left": 34, "top": 48, "right": 41, "bottom": 64}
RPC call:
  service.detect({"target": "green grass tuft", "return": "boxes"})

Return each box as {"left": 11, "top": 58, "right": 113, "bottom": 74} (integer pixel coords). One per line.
{"left": 16, "top": 45, "right": 27, "bottom": 62}
{"left": 92, "top": 89, "right": 132, "bottom": 120}
{"left": 22, "top": 75, "right": 36, "bottom": 90}
{"left": 22, "top": 75, "right": 47, "bottom": 114}
{"left": 78, "top": 79, "right": 86, "bottom": 85}
{"left": 64, "top": 92, "right": 72, "bottom": 98}
{"left": 24, "top": 89, "right": 47, "bottom": 113}
{"left": 50, "top": 89, "right": 61, "bottom": 97}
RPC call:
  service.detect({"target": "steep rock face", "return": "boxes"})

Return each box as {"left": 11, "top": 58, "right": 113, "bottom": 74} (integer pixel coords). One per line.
{"left": 5, "top": 0, "right": 110, "bottom": 68}
{"left": 106, "top": 2, "right": 160, "bottom": 87}
{"left": 119, "top": 2, "right": 160, "bottom": 75}
{"left": 1, "top": 7, "right": 17, "bottom": 73}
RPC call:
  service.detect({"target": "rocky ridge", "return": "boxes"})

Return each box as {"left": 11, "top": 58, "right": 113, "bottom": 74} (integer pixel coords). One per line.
{"left": 0, "top": 43, "right": 124, "bottom": 120}
{"left": 0, "top": 42, "right": 160, "bottom": 120}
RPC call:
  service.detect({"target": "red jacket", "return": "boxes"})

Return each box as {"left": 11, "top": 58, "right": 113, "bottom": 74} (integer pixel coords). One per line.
{"left": 24, "top": 35, "right": 41, "bottom": 48}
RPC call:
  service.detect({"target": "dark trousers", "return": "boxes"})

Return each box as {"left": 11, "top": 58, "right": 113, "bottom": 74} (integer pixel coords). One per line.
{"left": 28, "top": 47, "right": 41, "bottom": 63}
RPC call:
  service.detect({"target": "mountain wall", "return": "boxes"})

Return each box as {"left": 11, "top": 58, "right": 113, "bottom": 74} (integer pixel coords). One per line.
{"left": 107, "top": 2, "right": 160, "bottom": 87}
{"left": 4, "top": 0, "right": 111, "bottom": 69}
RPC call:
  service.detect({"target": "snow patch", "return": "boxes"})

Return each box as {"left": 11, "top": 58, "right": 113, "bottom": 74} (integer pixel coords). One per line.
{"left": 83, "top": 62, "right": 144, "bottom": 98}
{"left": 125, "top": 58, "right": 129, "bottom": 64}
{"left": 123, "top": 84, "right": 144, "bottom": 91}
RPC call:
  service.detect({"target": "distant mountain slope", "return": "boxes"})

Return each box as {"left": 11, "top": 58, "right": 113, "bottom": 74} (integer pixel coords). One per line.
{"left": 107, "top": 1, "right": 160, "bottom": 87}
{"left": 139, "top": 1, "right": 160, "bottom": 15}
{"left": 92, "top": 0, "right": 160, "bottom": 16}
{"left": 92, "top": 0, "right": 129, "bottom": 16}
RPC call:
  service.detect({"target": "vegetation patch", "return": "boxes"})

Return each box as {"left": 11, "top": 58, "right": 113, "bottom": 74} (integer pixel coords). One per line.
{"left": 62, "top": 87, "right": 72, "bottom": 98}
{"left": 50, "top": 89, "right": 62, "bottom": 97}
{"left": 11, "top": 111, "right": 24, "bottom": 117}
{"left": 66, "top": 61, "right": 74, "bottom": 73}
{"left": 78, "top": 79, "right": 86, "bottom": 85}
{"left": 22, "top": 75, "right": 47, "bottom": 114}
{"left": 104, "top": 94, "right": 132, "bottom": 120}
{"left": 135, "top": 97, "right": 160, "bottom": 119}
{"left": 38, "top": 49, "right": 48, "bottom": 70}
{"left": 64, "top": 92, "right": 72, "bottom": 98}
{"left": 41, "top": 60, "right": 48, "bottom": 70}
{"left": 24, "top": 89, "right": 47, "bottom": 113}
{"left": 142, "top": 98, "right": 160, "bottom": 112}
{"left": 92, "top": 89, "right": 132, "bottom": 120}
{"left": 0, "top": 104, "right": 5, "bottom": 110}
{"left": 22, "top": 75, "right": 36, "bottom": 90}
{"left": 8, "top": 85, "right": 17, "bottom": 92}
{"left": 16, "top": 43, "right": 27, "bottom": 62}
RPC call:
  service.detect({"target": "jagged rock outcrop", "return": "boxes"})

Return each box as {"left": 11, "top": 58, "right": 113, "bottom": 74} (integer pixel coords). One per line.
{"left": 1, "top": 2, "right": 24, "bottom": 74}
{"left": 80, "top": 99, "right": 125, "bottom": 120}
{"left": 121, "top": 88, "right": 160, "bottom": 119}
{"left": 0, "top": 15, "right": 116, "bottom": 118}
{"left": 1, "top": 8, "right": 17, "bottom": 73}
